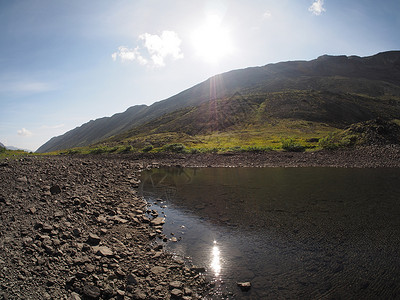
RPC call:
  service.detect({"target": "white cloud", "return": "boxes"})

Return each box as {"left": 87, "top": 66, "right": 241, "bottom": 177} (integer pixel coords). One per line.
{"left": 112, "top": 30, "right": 183, "bottom": 67}
{"left": 17, "top": 128, "right": 32, "bottom": 137}
{"left": 139, "top": 31, "right": 184, "bottom": 67}
{"left": 263, "top": 10, "right": 272, "bottom": 18}
{"left": 309, "top": 0, "right": 326, "bottom": 15}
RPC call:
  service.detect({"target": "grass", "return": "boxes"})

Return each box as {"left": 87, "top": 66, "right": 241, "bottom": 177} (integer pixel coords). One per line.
{"left": 0, "top": 149, "right": 33, "bottom": 159}
{"left": 34, "top": 119, "right": 362, "bottom": 155}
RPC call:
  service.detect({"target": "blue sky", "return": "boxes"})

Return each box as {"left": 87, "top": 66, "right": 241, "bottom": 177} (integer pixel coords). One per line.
{"left": 0, "top": 0, "right": 399, "bottom": 151}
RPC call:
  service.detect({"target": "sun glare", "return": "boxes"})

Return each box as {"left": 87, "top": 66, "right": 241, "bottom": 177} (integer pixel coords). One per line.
{"left": 191, "top": 14, "right": 233, "bottom": 63}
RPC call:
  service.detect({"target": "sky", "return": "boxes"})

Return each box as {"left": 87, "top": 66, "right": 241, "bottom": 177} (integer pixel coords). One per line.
{"left": 0, "top": 0, "right": 399, "bottom": 151}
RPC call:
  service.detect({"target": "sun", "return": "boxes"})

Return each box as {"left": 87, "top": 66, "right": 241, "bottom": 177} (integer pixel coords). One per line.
{"left": 191, "top": 14, "right": 233, "bottom": 63}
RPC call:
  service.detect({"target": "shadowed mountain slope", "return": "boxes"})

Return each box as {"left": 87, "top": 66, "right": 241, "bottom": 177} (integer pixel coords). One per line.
{"left": 36, "top": 51, "right": 400, "bottom": 153}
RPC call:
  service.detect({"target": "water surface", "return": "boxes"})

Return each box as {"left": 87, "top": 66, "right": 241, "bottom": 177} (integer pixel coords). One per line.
{"left": 140, "top": 167, "right": 400, "bottom": 299}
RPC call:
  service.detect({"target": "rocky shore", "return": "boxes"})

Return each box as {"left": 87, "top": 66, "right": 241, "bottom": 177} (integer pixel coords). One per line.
{"left": 1, "top": 145, "right": 400, "bottom": 299}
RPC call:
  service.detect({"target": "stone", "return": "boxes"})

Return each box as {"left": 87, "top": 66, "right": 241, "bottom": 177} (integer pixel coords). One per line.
{"left": 115, "top": 268, "right": 126, "bottom": 278}
{"left": 169, "top": 281, "right": 183, "bottom": 289}
{"left": 69, "top": 292, "right": 81, "bottom": 300}
{"left": 72, "top": 228, "right": 81, "bottom": 237}
{"left": 17, "top": 176, "right": 28, "bottom": 183}
{"left": 42, "top": 223, "right": 53, "bottom": 232}
{"left": 127, "top": 274, "right": 138, "bottom": 285}
{"left": 151, "top": 266, "right": 166, "bottom": 275}
{"left": 150, "top": 217, "right": 165, "bottom": 226}
{"left": 50, "top": 185, "right": 62, "bottom": 195}
{"left": 191, "top": 266, "right": 206, "bottom": 273}
{"left": 83, "top": 284, "right": 101, "bottom": 299}
{"left": 170, "top": 288, "right": 183, "bottom": 298}
{"left": 134, "top": 289, "right": 147, "bottom": 300}
{"left": 93, "top": 246, "right": 113, "bottom": 257}
{"left": 85, "top": 264, "right": 96, "bottom": 273}
{"left": 87, "top": 233, "right": 101, "bottom": 246}
{"left": 237, "top": 281, "right": 251, "bottom": 291}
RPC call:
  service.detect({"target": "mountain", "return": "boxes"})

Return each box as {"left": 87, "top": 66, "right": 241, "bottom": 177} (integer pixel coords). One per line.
{"left": 0, "top": 142, "right": 5, "bottom": 149}
{"left": 6, "top": 146, "right": 32, "bottom": 152}
{"left": 36, "top": 51, "right": 400, "bottom": 153}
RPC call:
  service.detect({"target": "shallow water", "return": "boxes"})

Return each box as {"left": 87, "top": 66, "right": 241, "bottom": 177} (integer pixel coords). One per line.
{"left": 140, "top": 167, "right": 400, "bottom": 299}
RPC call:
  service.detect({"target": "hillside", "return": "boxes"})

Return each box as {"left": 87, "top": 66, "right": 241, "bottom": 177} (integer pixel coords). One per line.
{"left": 36, "top": 51, "right": 400, "bottom": 153}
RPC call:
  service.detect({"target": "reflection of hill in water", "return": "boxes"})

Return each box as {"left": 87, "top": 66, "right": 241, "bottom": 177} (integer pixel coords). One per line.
{"left": 141, "top": 167, "right": 400, "bottom": 240}
{"left": 141, "top": 167, "right": 400, "bottom": 299}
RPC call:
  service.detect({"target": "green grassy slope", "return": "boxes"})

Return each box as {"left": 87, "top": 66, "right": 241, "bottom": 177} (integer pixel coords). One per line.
{"left": 37, "top": 51, "right": 400, "bottom": 153}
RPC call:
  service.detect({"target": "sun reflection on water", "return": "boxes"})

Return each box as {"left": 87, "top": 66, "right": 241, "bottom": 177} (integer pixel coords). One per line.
{"left": 211, "top": 240, "right": 221, "bottom": 277}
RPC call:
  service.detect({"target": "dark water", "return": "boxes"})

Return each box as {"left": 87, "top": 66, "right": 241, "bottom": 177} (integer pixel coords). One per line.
{"left": 140, "top": 167, "right": 400, "bottom": 299}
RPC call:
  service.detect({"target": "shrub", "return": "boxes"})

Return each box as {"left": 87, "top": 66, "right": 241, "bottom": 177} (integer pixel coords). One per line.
{"left": 121, "top": 145, "right": 133, "bottom": 153}
{"left": 189, "top": 148, "right": 200, "bottom": 154}
{"left": 162, "top": 143, "right": 188, "bottom": 153}
{"left": 89, "top": 147, "right": 108, "bottom": 154}
{"left": 281, "top": 138, "right": 305, "bottom": 152}
{"left": 142, "top": 145, "right": 153, "bottom": 152}
{"left": 66, "top": 149, "right": 81, "bottom": 155}
{"left": 319, "top": 132, "right": 357, "bottom": 149}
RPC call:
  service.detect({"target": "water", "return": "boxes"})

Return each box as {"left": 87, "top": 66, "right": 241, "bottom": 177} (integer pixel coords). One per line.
{"left": 140, "top": 167, "right": 400, "bottom": 299}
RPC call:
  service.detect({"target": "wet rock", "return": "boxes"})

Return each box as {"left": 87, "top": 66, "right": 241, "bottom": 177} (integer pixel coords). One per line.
{"left": 151, "top": 217, "right": 165, "bottom": 226}
{"left": 191, "top": 266, "right": 206, "bottom": 273}
{"left": 237, "top": 281, "right": 251, "bottom": 291}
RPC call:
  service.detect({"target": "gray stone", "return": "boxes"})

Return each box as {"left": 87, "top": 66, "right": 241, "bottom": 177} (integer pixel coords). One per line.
{"left": 169, "top": 281, "right": 183, "bottom": 289}
{"left": 87, "top": 233, "right": 101, "bottom": 246}
{"left": 50, "top": 185, "right": 61, "bottom": 195}
{"left": 69, "top": 292, "right": 81, "bottom": 300}
{"left": 83, "top": 284, "right": 101, "bottom": 298}
{"left": 17, "top": 176, "right": 28, "bottom": 183}
{"left": 237, "top": 281, "right": 251, "bottom": 291}
{"left": 151, "top": 266, "right": 166, "bottom": 275}
{"left": 127, "top": 274, "right": 138, "bottom": 285}
{"left": 150, "top": 217, "right": 165, "bottom": 226}
{"left": 134, "top": 289, "right": 147, "bottom": 300}
{"left": 93, "top": 245, "right": 113, "bottom": 257}
{"left": 170, "top": 288, "right": 183, "bottom": 298}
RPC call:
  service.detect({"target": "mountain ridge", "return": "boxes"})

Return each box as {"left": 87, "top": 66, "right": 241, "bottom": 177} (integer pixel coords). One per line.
{"left": 36, "top": 51, "right": 400, "bottom": 153}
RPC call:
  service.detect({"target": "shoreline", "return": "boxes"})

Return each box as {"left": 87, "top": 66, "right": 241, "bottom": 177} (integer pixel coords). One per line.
{"left": 84, "top": 144, "right": 400, "bottom": 168}
{"left": 1, "top": 145, "right": 400, "bottom": 299}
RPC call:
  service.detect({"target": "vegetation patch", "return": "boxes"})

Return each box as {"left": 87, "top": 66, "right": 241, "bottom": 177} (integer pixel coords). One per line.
{"left": 280, "top": 138, "right": 306, "bottom": 152}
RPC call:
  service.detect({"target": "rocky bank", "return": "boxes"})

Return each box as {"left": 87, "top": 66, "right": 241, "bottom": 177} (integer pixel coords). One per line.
{"left": 0, "top": 157, "right": 208, "bottom": 300}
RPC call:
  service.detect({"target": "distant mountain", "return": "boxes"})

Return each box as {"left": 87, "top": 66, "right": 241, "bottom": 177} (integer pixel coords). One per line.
{"left": 6, "top": 146, "right": 32, "bottom": 152}
{"left": 36, "top": 51, "right": 400, "bottom": 153}
{"left": 0, "top": 142, "right": 5, "bottom": 149}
